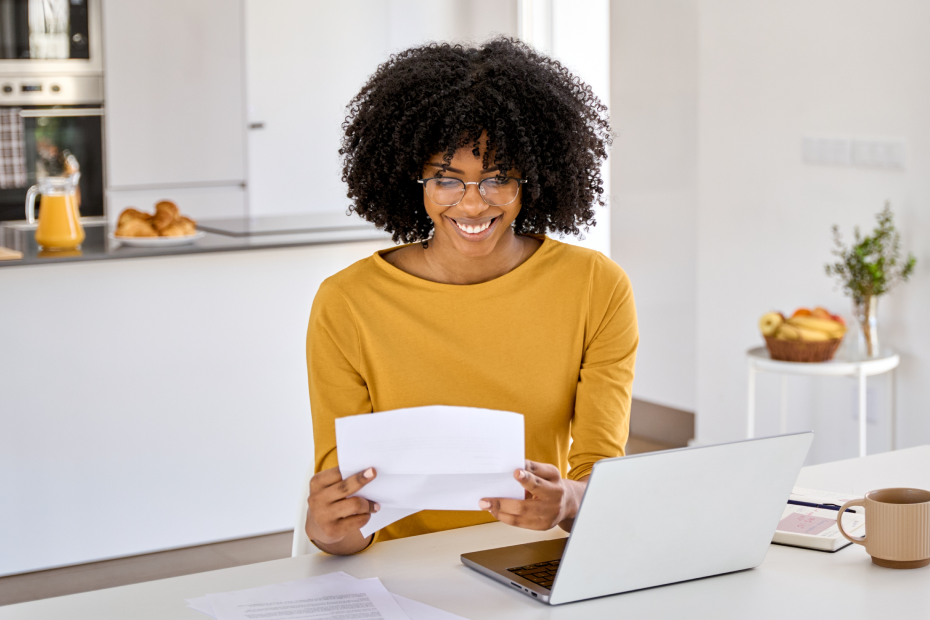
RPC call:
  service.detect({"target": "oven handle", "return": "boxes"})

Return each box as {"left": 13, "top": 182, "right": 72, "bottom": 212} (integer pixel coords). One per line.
{"left": 19, "top": 108, "right": 105, "bottom": 118}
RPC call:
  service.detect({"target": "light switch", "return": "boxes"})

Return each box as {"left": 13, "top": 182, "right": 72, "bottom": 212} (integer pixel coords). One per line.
{"left": 803, "top": 136, "right": 905, "bottom": 170}
{"left": 802, "top": 137, "right": 850, "bottom": 165}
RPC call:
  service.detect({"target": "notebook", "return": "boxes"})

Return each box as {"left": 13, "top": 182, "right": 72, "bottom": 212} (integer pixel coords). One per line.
{"left": 773, "top": 487, "right": 865, "bottom": 552}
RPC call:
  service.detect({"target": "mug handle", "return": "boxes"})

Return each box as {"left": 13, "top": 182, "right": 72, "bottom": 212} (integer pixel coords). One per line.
{"left": 837, "top": 499, "right": 867, "bottom": 545}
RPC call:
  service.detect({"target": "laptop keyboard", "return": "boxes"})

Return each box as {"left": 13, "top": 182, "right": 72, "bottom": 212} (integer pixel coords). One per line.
{"left": 506, "top": 559, "right": 560, "bottom": 590}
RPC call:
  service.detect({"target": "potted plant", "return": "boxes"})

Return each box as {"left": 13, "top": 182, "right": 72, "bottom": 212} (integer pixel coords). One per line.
{"left": 825, "top": 202, "right": 916, "bottom": 357}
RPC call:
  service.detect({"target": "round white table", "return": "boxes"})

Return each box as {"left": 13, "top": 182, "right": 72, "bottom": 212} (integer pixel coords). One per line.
{"left": 746, "top": 346, "right": 899, "bottom": 457}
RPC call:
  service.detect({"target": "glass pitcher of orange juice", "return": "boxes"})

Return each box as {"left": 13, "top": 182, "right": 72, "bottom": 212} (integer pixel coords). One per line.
{"left": 26, "top": 174, "right": 85, "bottom": 251}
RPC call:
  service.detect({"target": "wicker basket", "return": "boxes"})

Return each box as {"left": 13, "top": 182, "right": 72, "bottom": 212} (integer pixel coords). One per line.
{"left": 764, "top": 336, "right": 843, "bottom": 363}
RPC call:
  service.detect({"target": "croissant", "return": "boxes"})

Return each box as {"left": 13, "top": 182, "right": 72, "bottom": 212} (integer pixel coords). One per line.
{"left": 117, "top": 208, "right": 151, "bottom": 228}
{"left": 178, "top": 216, "right": 197, "bottom": 235}
{"left": 153, "top": 201, "right": 180, "bottom": 232}
{"left": 115, "top": 217, "right": 157, "bottom": 237}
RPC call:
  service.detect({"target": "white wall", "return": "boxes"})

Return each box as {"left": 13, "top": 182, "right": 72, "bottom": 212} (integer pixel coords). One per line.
{"left": 695, "top": 0, "right": 930, "bottom": 462}
{"left": 609, "top": 1, "right": 930, "bottom": 463}
{"left": 550, "top": 0, "right": 611, "bottom": 257}
{"left": 609, "top": 0, "right": 698, "bottom": 411}
{"left": 244, "top": 0, "right": 517, "bottom": 217}
{"left": 517, "top": 0, "right": 611, "bottom": 257}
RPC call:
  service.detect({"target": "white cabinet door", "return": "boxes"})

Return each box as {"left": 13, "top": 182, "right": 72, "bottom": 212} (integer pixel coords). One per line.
{"left": 103, "top": 0, "right": 246, "bottom": 189}
{"left": 106, "top": 185, "right": 246, "bottom": 225}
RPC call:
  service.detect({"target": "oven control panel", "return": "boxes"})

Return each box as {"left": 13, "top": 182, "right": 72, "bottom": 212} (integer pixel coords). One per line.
{"left": 0, "top": 76, "right": 103, "bottom": 106}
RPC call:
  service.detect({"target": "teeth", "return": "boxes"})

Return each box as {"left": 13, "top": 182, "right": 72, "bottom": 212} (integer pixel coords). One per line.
{"left": 455, "top": 219, "right": 492, "bottom": 234}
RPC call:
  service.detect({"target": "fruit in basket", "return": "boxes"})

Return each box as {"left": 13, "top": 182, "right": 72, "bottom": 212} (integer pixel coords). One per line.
{"left": 811, "top": 307, "right": 831, "bottom": 320}
{"left": 787, "top": 316, "right": 846, "bottom": 339}
{"left": 759, "top": 312, "right": 784, "bottom": 336}
{"left": 787, "top": 324, "right": 832, "bottom": 341}
{"left": 759, "top": 308, "right": 846, "bottom": 342}
{"left": 775, "top": 323, "right": 800, "bottom": 340}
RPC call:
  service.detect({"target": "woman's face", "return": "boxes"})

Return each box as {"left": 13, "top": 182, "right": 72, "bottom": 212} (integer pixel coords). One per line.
{"left": 421, "top": 140, "right": 522, "bottom": 258}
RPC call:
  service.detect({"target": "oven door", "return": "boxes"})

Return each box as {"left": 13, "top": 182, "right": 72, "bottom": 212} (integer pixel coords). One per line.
{"left": 0, "top": 0, "right": 102, "bottom": 75}
{"left": 0, "top": 105, "right": 104, "bottom": 222}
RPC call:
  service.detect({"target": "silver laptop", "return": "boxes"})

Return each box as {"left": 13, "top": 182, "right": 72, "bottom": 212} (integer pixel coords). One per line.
{"left": 461, "top": 432, "right": 813, "bottom": 605}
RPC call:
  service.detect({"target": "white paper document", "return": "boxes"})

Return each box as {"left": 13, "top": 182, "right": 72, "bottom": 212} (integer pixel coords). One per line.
{"left": 187, "top": 571, "right": 466, "bottom": 620}
{"left": 789, "top": 486, "right": 862, "bottom": 510}
{"left": 336, "top": 406, "right": 525, "bottom": 536}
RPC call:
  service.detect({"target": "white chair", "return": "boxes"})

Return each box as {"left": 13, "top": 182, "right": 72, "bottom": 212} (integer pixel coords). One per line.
{"left": 291, "top": 462, "right": 317, "bottom": 556}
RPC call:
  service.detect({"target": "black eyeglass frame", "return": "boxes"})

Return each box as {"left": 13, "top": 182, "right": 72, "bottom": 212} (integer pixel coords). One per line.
{"left": 417, "top": 176, "right": 528, "bottom": 207}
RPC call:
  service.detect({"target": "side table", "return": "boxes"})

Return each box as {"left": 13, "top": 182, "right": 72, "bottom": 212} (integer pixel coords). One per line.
{"left": 746, "top": 347, "right": 899, "bottom": 457}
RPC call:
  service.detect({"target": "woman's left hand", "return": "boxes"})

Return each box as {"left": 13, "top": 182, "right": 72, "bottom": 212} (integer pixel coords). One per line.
{"left": 480, "top": 460, "right": 588, "bottom": 531}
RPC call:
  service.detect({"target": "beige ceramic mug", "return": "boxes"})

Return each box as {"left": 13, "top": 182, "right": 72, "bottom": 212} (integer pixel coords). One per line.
{"left": 837, "top": 488, "right": 930, "bottom": 569}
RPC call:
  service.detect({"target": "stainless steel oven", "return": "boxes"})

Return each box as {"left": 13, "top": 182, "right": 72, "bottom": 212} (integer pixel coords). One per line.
{"left": 0, "top": 75, "right": 103, "bottom": 221}
{"left": 0, "top": 0, "right": 102, "bottom": 75}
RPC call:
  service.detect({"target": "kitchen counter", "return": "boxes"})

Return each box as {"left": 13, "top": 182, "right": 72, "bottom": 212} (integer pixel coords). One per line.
{"left": 0, "top": 224, "right": 390, "bottom": 576}
{"left": 0, "top": 213, "right": 392, "bottom": 268}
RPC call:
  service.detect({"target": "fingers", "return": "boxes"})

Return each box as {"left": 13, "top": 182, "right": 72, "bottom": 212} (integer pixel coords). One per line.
{"left": 306, "top": 466, "right": 381, "bottom": 546}
{"left": 491, "top": 498, "right": 529, "bottom": 516}
{"left": 514, "top": 467, "right": 558, "bottom": 498}
{"left": 319, "top": 467, "right": 377, "bottom": 502}
{"left": 331, "top": 496, "right": 380, "bottom": 520}
{"left": 480, "top": 497, "right": 551, "bottom": 531}
{"left": 309, "top": 467, "right": 343, "bottom": 494}
{"left": 313, "top": 512, "right": 374, "bottom": 544}
{"left": 525, "top": 460, "right": 561, "bottom": 482}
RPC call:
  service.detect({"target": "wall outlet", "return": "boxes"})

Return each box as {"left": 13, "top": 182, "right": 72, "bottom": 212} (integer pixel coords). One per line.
{"left": 802, "top": 136, "right": 905, "bottom": 170}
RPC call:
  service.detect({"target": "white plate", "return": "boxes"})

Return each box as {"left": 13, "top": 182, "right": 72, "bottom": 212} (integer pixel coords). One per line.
{"left": 109, "top": 231, "right": 205, "bottom": 247}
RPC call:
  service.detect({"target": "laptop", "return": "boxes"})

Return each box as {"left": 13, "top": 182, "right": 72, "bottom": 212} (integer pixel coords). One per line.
{"left": 461, "top": 432, "right": 813, "bottom": 605}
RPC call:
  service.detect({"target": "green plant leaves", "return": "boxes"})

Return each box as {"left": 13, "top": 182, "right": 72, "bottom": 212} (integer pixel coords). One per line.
{"left": 825, "top": 202, "right": 916, "bottom": 304}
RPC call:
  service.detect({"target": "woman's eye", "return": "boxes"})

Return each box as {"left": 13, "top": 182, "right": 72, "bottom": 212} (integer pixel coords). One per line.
{"left": 435, "top": 178, "right": 461, "bottom": 188}
{"left": 484, "top": 178, "right": 512, "bottom": 188}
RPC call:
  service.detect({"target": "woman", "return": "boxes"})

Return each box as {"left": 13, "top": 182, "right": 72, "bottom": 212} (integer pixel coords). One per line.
{"left": 305, "top": 38, "right": 637, "bottom": 556}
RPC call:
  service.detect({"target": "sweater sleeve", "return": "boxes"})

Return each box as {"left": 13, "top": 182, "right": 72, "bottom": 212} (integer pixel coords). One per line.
{"left": 567, "top": 255, "right": 638, "bottom": 481}
{"left": 307, "top": 279, "right": 372, "bottom": 476}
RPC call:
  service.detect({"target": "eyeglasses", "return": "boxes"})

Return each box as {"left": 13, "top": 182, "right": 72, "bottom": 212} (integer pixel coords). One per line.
{"left": 418, "top": 176, "right": 527, "bottom": 207}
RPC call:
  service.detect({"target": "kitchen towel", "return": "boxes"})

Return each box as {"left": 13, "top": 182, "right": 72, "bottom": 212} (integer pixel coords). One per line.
{"left": 0, "top": 108, "right": 27, "bottom": 189}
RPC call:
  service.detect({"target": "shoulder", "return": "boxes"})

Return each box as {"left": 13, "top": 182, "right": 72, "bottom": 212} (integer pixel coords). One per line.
{"left": 542, "top": 238, "right": 631, "bottom": 294}
{"left": 311, "top": 255, "right": 380, "bottom": 315}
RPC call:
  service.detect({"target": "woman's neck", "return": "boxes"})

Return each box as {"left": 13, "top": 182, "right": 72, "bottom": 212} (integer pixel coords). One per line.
{"left": 423, "top": 229, "right": 530, "bottom": 285}
{"left": 382, "top": 228, "right": 541, "bottom": 286}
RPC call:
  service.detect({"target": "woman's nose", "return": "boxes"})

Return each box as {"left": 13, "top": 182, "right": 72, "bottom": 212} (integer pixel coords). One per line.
{"left": 459, "top": 183, "right": 488, "bottom": 216}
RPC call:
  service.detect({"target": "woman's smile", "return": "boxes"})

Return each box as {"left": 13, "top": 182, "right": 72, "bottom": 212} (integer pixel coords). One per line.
{"left": 447, "top": 214, "right": 500, "bottom": 241}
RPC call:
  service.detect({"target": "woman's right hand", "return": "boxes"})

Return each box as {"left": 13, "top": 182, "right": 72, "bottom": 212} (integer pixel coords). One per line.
{"left": 305, "top": 466, "right": 380, "bottom": 555}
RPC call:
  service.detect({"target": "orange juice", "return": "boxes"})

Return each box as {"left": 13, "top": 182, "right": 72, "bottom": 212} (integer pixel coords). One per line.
{"left": 35, "top": 193, "right": 85, "bottom": 251}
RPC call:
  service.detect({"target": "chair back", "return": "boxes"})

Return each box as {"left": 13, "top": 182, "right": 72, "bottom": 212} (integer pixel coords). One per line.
{"left": 291, "top": 462, "right": 316, "bottom": 556}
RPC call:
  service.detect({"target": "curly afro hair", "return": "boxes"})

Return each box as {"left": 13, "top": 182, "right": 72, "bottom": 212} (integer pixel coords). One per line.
{"left": 340, "top": 37, "right": 611, "bottom": 244}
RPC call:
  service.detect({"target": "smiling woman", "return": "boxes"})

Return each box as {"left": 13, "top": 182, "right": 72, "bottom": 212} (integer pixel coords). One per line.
{"left": 305, "top": 37, "right": 637, "bottom": 556}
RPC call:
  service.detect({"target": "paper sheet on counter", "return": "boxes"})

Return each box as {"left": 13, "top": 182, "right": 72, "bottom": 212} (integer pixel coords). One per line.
{"left": 187, "top": 571, "right": 467, "bottom": 620}
{"left": 336, "top": 406, "right": 525, "bottom": 537}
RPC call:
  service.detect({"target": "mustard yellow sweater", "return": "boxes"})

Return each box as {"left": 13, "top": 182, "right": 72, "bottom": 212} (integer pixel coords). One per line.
{"left": 307, "top": 236, "right": 638, "bottom": 543}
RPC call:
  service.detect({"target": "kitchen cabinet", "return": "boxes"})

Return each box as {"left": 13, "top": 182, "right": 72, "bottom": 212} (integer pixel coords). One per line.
{"left": 102, "top": 0, "right": 247, "bottom": 191}
{"left": 105, "top": 185, "right": 246, "bottom": 225}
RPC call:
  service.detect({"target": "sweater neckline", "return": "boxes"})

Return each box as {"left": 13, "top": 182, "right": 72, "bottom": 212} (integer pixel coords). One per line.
{"left": 373, "top": 234, "right": 552, "bottom": 290}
